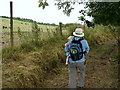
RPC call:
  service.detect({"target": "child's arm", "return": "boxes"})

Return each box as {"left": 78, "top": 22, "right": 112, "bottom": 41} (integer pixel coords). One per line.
{"left": 64, "top": 40, "right": 72, "bottom": 65}
{"left": 65, "top": 55, "right": 70, "bottom": 65}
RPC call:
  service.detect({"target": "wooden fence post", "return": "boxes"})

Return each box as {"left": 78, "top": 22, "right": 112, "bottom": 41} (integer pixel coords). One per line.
{"left": 10, "top": 1, "right": 14, "bottom": 47}
{"left": 59, "top": 22, "right": 62, "bottom": 36}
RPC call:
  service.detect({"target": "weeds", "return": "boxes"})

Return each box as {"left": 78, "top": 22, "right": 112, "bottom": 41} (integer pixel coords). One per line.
{"left": 17, "top": 27, "right": 22, "bottom": 40}
{"left": 2, "top": 24, "right": 116, "bottom": 88}
{"left": 2, "top": 32, "right": 66, "bottom": 88}
{"left": 32, "top": 22, "right": 41, "bottom": 41}
{"left": 84, "top": 25, "right": 114, "bottom": 47}
{"left": 66, "top": 23, "right": 81, "bottom": 35}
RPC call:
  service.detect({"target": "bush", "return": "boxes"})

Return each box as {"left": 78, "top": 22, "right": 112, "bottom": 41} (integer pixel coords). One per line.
{"left": 84, "top": 25, "right": 114, "bottom": 46}
{"left": 20, "top": 41, "right": 35, "bottom": 52}
{"left": 66, "top": 23, "right": 81, "bottom": 35}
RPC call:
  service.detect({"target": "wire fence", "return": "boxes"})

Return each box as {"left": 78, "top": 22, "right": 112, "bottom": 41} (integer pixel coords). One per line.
{"left": 1, "top": 1, "right": 70, "bottom": 48}
{"left": 1, "top": 17, "right": 69, "bottom": 48}
{"left": 2, "top": 18, "right": 65, "bottom": 47}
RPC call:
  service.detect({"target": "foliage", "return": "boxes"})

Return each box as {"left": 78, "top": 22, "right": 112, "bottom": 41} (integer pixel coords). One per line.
{"left": 38, "top": 1, "right": 120, "bottom": 26}
{"left": 32, "top": 22, "right": 41, "bottom": 42}
{"left": 2, "top": 24, "right": 116, "bottom": 88}
{"left": 17, "top": 27, "right": 23, "bottom": 40}
{"left": 84, "top": 25, "right": 114, "bottom": 46}
{"left": 65, "top": 23, "right": 81, "bottom": 35}
{"left": 86, "top": 2, "right": 120, "bottom": 26}
{"left": 38, "top": 1, "right": 120, "bottom": 44}
{"left": 83, "top": 2, "right": 120, "bottom": 43}
{"left": 2, "top": 34, "right": 66, "bottom": 88}
{"left": 38, "top": 0, "right": 49, "bottom": 9}
{"left": 55, "top": 2, "right": 75, "bottom": 16}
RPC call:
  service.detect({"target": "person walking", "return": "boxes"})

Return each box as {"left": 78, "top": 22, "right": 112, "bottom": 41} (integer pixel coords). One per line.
{"left": 64, "top": 27, "right": 90, "bottom": 88}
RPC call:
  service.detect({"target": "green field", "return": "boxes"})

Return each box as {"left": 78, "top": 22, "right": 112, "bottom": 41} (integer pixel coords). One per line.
{"left": 1, "top": 17, "right": 58, "bottom": 32}
{"left": 1, "top": 17, "right": 60, "bottom": 48}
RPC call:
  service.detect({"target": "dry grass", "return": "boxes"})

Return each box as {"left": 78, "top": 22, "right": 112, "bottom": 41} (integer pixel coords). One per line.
{"left": 2, "top": 35, "right": 66, "bottom": 88}
{"left": 2, "top": 23, "right": 118, "bottom": 88}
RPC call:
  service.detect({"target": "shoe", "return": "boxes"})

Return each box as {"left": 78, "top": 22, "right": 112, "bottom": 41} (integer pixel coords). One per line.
{"left": 78, "top": 87, "right": 84, "bottom": 88}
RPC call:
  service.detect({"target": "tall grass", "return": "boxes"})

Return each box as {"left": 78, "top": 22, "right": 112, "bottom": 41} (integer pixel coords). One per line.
{"left": 65, "top": 23, "right": 81, "bottom": 35}
{"left": 84, "top": 25, "right": 114, "bottom": 46}
{"left": 66, "top": 24, "right": 114, "bottom": 46}
{"left": 2, "top": 26, "right": 66, "bottom": 88}
{"left": 2, "top": 24, "right": 115, "bottom": 88}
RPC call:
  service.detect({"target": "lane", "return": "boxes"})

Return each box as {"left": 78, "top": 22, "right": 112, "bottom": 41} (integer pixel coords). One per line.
{"left": 41, "top": 40, "right": 118, "bottom": 88}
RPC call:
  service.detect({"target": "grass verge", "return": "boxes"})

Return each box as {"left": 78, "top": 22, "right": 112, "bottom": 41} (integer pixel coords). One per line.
{"left": 2, "top": 24, "right": 117, "bottom": 88}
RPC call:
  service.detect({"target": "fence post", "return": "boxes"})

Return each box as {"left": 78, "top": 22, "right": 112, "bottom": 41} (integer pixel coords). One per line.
{"left": 10, "top": 1, "right": 14, "bottom": 47}
{"left": 59, "top": 22, "right": 62, "bottom": 36}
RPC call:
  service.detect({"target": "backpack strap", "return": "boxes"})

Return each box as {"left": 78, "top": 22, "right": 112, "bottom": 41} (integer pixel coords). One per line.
{"left": 78, "top": 39, "right": 84, "bottom": 54}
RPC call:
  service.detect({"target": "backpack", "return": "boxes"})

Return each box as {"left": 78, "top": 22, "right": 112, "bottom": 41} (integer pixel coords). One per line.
{"left": 69, "top": 38, "right": 84, "bottom": 61}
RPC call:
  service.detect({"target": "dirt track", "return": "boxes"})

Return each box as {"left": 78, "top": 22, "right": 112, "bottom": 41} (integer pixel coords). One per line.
{"left": 41, "top": 40, "right": 118, "bottom": 88}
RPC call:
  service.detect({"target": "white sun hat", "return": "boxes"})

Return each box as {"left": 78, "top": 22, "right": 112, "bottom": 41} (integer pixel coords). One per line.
{"left": 73, "top": 28, "right": 84, "bottom": 37}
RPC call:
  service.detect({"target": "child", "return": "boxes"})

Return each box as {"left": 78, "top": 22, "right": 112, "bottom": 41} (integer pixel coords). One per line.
{"left": 64, "top": 36, "right": 74, "bottom": 65}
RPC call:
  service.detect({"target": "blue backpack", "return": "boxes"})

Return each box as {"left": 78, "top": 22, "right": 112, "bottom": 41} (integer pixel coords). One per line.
{"left": 69, "top": 38, "right": 84, "bottom": 61}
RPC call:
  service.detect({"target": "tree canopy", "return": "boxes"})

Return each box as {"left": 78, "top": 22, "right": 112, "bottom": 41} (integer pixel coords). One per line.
{"left": 38, "top": 1, "right": 120, "bottom": 26}
{"left": 86, "top": 2, "right": 120, "bottom": 26}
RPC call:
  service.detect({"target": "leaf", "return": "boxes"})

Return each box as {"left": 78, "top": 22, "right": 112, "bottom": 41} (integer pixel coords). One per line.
{"left": 79, "top": 16, "right": 85, "bottom": 21}
{"left": 44, "top": 2, "right": 49, "bottom": 6}
{"left": 38, "top": 2, "right": 43, "bottom": 7}
{"left": 42, "top": 5, "right": 45, "bottom": 9}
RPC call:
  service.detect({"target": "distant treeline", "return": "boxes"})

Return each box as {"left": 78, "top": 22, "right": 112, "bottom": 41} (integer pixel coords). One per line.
{"left": 0, "top": 16, "right": 58, "bottom": 26}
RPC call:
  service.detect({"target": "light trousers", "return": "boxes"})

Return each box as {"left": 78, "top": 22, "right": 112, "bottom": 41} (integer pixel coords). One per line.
{"left": 68, "top": 62, "right": 86, "bottom": 88}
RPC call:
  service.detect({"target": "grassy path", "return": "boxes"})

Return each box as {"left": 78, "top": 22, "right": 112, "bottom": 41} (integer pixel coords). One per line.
{"left": 41, "top": 40, "right": 118, "bottom": 88}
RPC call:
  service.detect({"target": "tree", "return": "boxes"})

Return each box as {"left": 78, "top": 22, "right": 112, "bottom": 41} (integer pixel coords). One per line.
{"left": 38, "top": 1, "right": 120, "bottom": 39}
{"left": 38, "top": 2, "right": 120, "bottom": 85}
{"left": 38, "top": 1, "right": 120, "bottom": 26}
{"left": 86, "top": 2, "right": 120, "bottom": 26}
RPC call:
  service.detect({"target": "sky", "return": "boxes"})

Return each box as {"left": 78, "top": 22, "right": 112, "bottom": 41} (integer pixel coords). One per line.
{"left": 0, "top": 0, "right": 93, "bottom": 25}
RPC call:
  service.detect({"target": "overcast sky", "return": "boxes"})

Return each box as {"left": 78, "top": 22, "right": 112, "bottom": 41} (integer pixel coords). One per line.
{"left": 0, "top": 0, "right": 93, "bottom": 25}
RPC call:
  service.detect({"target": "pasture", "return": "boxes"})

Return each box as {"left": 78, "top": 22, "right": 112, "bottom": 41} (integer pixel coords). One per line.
{"left": 1, "top": 17, "right": 60, "bottom": 48}
{"left": 1, "top": 18, "right": 57, "bottom": 32}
